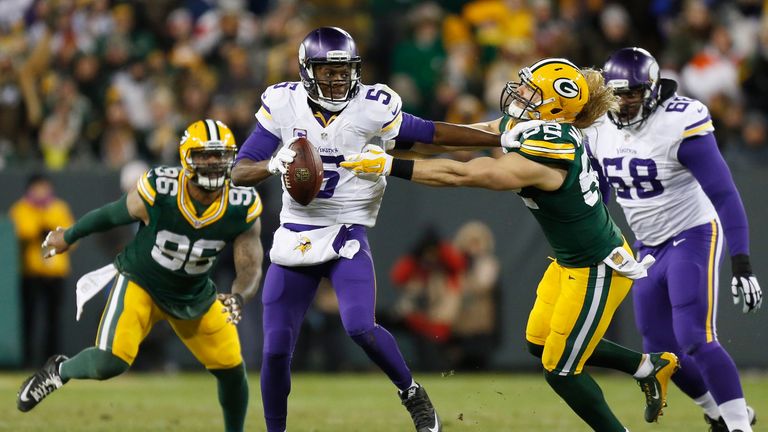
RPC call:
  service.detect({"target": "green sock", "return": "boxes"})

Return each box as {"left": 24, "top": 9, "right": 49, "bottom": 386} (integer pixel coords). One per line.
{"left": 209, "top": 363, "right": 248, "bottom": 432}
{"left": 544, "top": 371, "right": 625, "bottom": 432}
{"left": 586, "top": 339, "right": 643, "bottom": 375}
{"left": 60, "top": 347, "right": 130, "bottom": 381}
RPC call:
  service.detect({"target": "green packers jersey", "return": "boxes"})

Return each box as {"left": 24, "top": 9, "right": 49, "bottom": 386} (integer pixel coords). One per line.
{"left": 115, "top": 166, "right": 262, "bottom": 319}
{"left": 499, "top": 116, "right": 623, "bottom": 267}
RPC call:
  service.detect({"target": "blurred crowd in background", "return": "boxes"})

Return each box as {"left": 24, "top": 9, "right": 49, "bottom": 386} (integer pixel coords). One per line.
{"left": 1, "top": 0, "right": 767, "bottom": 173}
{"left": 2, "top": 0, "right": 768, "bottom": 370}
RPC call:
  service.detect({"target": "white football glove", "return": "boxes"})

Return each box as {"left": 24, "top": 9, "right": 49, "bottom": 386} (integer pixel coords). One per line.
{"left": 340, "top": 145, "right": 393, "bottom": 180}
{"left": 731, "top": 255, "right": 762, "bottom": 313}
{"left": 267, "top": 140, "right": 298, "bottom": 175}
{"left": 501, "top": 120, "right": 545, "bottom": 154}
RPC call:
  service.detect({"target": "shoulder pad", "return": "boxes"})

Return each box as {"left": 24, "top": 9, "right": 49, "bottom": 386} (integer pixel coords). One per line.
{"left": 515, "top": 122, "right": 579, "bottom": 164}
{"left": 257, "top": 82, "right": 302, "bottom": 124}
{"left": 659, "top": 95, "right": 714, "bottom": 139}
{"left": 356, "top": 83, "right": 403, "bottom": 136}
{"left": 261, "top": 82, "right": 300, "bottom": 109}
{"left": 227, "top": 185, "right": 263, "bottom": 223}
{"left": 138, "top": 166, "right": 182, "bottom": 204}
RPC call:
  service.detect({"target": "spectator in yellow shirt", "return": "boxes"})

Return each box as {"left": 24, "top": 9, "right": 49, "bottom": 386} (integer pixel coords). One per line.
{"left": 9, "top": 174, "right": 74, "bottom": 367}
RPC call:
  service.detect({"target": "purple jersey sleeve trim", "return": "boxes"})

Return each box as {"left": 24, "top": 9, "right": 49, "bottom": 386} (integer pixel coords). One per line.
{"left": 685, "top": 115, "right": 712, "bottom": 131}
{"left": 235, "top": 121, "right": 281, "bottom": 163}
{"left": 395, "top": 112, "right": 435, "bottom": 144}
{"left": 678, "top": 133, "right": 750, "bottom": 255}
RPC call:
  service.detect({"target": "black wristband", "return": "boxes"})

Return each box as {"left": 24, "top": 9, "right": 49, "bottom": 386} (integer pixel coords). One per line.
{"left": 394, "top": 140, "right": 415, "bottom": 150}
{"left": 731, "top": 254, "right": 752, "bottom": 275}
{"left": 390, "top": 158, "right": 414, "bottom": 180}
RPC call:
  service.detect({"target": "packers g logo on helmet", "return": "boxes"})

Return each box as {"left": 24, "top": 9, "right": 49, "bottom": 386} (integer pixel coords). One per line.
{"left": 500, "top": 58, "right": 589, "bottom": 123}
{"left": 553, "top": 78, "right": 580, "bottom": 98}
{"left": 179, "top": 119, "right": 237, "bottom": 190}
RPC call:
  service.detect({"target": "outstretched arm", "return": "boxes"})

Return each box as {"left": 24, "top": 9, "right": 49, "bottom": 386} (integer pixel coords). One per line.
{"left": 341, "top": 149, "right": 566, "bottom": 191}
{"left": 43, "top": 188, "right": 146, "bottom": 258}
{"left": 394, "top": 113, "right": 502, "bottom": 155}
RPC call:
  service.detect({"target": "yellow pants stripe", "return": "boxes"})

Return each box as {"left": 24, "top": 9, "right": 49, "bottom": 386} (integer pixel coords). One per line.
{"left": 705, "top": 219, "right": 723, "bottom": 342}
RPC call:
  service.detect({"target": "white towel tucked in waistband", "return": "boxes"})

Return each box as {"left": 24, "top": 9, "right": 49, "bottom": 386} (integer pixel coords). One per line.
{"left": 76, "top": 263, "right": 118, "bottom": 321}
{"left": 602, "top": 246, "right": 656, "bottom": 280}
{"left": 270, "top": 224, "right": 360, "bottom": 267}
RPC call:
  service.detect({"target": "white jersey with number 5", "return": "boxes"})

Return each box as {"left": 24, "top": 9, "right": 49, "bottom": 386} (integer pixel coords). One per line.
{"left": 584, "top": 95, "right": 716, "bottom": 246}
{"left": 256, "top": 82, "right": 403, "bottom": 227}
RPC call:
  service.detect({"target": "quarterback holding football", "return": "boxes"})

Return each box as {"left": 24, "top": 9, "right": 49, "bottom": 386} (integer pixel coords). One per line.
{"left": 231, "top": 26, "right": 499, "bottom": 432}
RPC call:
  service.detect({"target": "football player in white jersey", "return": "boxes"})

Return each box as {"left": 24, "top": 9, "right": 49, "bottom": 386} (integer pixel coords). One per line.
{"left": 230, "top": 27, "right": 499, "bottom": 432}
{"left": 583, "top": 47, "right": 761, "bottom": 432}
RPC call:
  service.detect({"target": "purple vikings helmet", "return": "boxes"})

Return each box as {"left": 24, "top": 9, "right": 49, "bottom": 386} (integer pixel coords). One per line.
{"left": 602, "top": 47, "right": 661, "bottom": 129}
{"left": 298, "top": 27, "right": 362, "bottom": 112}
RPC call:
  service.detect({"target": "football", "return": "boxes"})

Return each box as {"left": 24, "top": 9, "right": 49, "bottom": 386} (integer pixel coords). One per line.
{"left": 284, "top": 137, "right": 324, "bottom": 206}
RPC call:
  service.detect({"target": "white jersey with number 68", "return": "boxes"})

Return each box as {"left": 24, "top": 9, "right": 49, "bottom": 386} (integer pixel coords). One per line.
{"left": 584, "top": 95, "right": 716, "bottom": 246}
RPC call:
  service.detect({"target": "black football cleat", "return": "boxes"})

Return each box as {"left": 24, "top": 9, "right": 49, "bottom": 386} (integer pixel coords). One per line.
{"left": 17, "top": 354, "right": 69, "bottom": 412}
{"left": 399, "top": 383, "right": 441, "bottom": 432}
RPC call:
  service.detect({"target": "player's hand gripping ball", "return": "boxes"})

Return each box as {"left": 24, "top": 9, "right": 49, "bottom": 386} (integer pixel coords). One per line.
{"left": 284, "top": 137, "right": 324, "bottom": 206}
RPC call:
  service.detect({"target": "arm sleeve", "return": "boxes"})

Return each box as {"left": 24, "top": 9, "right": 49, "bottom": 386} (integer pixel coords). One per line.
{"left": 235, "top": 121, "right": 281, "bottom": 164}
{"left": 394, "top": 112, "right": 436, "bottom": 146}
{"left": 63, "top": 194, "right": 135, "bottom": 244}
{"left": 677, "top": 133, "right": 749, "bottom": 255}
{"left": 584, "top": 140, "right": 611, "bottom": 204}
{"left": 590, "top": 157, "right": 611, "bottom": 205}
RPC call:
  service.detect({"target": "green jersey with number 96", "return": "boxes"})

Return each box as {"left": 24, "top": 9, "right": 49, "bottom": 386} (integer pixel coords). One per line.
{"left": 499, "top": 117, "right": 623, "bottom": 267}
{"left": 115, "top": 166, "right": 263, "bottom": 319}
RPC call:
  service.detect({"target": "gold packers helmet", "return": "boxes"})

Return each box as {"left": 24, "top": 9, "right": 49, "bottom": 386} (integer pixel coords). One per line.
{"left": 500, "top": 58, "right": 588, "bottom": 123}
{"left": 179, "top": 119, "right": 237, "bottom": 190}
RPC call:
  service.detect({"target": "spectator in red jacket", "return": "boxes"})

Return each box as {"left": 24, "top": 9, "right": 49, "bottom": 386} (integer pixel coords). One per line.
{"left": 390, "top": 226, "right": 465, "bottom": 371}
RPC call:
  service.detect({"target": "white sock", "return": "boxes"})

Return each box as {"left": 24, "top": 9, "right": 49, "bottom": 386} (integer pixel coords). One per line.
{"left": 719, "top": 398, "right": 752, "bottom": 432}
{"left": 694, "top": 391, "right": 721, "bottom": 419}
{"left": 633, "top": 354, "right": 653, "bottom": 379}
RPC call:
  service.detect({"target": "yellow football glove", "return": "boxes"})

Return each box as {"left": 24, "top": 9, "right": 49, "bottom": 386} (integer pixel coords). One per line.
{"left": 340, "top": 145, "right": 393, "bottom": 180}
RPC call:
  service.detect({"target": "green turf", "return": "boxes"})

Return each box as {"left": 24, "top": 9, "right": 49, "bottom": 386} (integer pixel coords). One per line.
{"left": 1, "top": 371, "right": 765, "bottom": 431}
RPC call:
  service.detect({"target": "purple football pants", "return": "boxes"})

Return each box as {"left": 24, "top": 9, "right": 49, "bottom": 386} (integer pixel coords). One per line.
{"left": 634, "top": 220, "right": 744, "bottom": 405}
{"left": 260, "top": 224, "right": 413, "bottom": 432}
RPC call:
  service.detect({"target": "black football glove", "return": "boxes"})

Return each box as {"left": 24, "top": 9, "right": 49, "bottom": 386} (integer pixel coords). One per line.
{"left": 218, "top": 293, "right": 244, "bottom": 325}
{"left": 731, "top": 254, "right": 762, "bottom": 313}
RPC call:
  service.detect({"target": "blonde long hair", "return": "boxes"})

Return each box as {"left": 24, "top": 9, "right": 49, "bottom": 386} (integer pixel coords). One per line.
{"left": 573, "top": 68, "right": 619, "bottom": 129}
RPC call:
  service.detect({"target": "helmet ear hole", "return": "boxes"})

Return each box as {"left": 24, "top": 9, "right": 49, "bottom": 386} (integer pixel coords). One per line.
{"left": 551, "top": 108, "right": 562, "bottom": 114}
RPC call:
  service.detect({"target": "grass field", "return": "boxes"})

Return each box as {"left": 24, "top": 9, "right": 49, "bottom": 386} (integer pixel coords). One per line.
{"left": 1, "top": 371, "right": 765, "bottom": 431}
